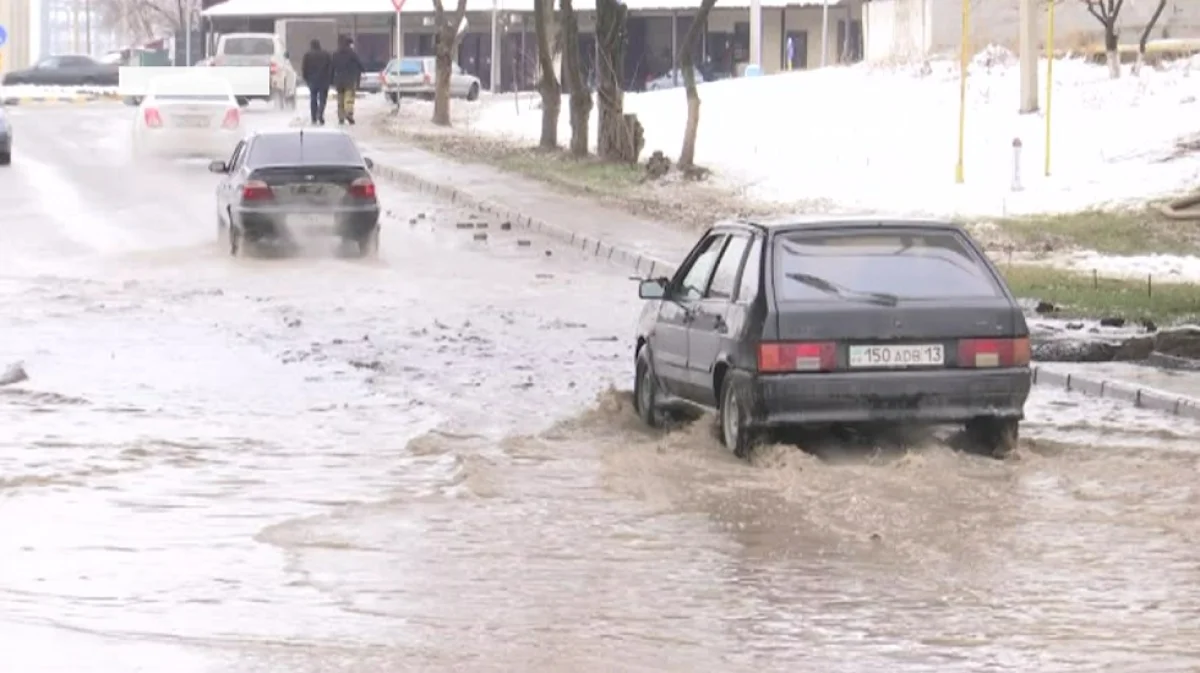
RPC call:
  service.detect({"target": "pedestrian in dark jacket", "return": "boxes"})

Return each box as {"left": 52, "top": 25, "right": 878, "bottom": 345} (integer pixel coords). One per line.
{"left": 330, "top": 35, "right": 366, "bottom": 125}
{"left": 301, "top": 39, "right": 333, "bottom": 125}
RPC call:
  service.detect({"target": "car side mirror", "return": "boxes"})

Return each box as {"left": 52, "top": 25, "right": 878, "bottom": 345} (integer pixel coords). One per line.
{"left": 363, "top": 157, "right": 374, "bottom": 169}
{"left": 638, "top": 278, "right": 667, "bottom": 299}
{"left": 208, "top": 160, "right": 228, "bottom": 174}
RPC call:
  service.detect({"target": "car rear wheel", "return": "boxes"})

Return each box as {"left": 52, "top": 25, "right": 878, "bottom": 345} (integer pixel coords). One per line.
{"left": 0, "top": 152, "right": 10, "bottom": 166}
{"left": 467, "top": 83, "right": 480, "bottom": 101}
{"left": 633, "top": 348, "right": 662, "bottom": 428}
{"left": 965, "top": 417, "right": 1019, "bottom": 459}
{"left": 719, "top": 377, "right": 758, "bottom": 459}
{"left": 385, "top": 92, "right": 398, "bottom": 104}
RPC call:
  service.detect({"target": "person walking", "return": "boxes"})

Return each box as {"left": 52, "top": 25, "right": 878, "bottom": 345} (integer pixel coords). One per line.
{"left": 330, "top": 35, "right": 366, "bottom": 126}
{"left": 301, "top": 39, "right": 333, "bottom": 125}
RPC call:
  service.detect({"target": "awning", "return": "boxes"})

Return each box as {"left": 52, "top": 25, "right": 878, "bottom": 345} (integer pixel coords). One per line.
{"left": 202, "top": 0, "right": 844, "bottom": 18}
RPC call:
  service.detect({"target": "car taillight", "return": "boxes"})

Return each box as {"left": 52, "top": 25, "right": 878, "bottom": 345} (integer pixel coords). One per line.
{"left": 349, "top": 177, "right": 376, "bottom": 199}
{"left": 241, "top": 179, "right": 273, "bottom": 201}
{"left": 222, "top": 107, "right": 240, "bottom": 129}
{"left": 758, "top": 342, "right": 837, "bottom": 373}
{"left": 143, "top": 107, "right": 162, "bottom": 127}
{"left": 957, "top": 337, "right": 1030, "bottom": 368}
{"left": 270, "top": 61, "right": 278, "bottom": 74}
{"left": 423, "top": 72, "right": 432, "bottom": 85}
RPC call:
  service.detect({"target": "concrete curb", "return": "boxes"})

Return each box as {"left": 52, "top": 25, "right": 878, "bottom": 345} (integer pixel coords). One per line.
{"left": 369, "top": 160, "right": 681, "bottom": 279}
{"left": 2, "top": 92, "right": 121, "bottom": 106}
{"left": 1031, "top": 365, "right": 1200, "bottom": 420}
{"left": 369, "top": 154, "right": 1200, "bottom": 420}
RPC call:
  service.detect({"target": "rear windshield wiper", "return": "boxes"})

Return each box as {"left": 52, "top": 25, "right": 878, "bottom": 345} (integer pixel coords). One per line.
{"left": 784, "top": 272, "right": 900, "bottom": 306}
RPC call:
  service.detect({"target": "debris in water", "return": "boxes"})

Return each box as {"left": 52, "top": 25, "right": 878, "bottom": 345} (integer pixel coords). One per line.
{"left": 0, "top": 362, "right": 29, "bottom": 386}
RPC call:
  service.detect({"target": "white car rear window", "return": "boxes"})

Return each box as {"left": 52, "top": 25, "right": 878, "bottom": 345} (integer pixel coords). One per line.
{"left": 222, "top": 37, "right": 274, "bottom": 56}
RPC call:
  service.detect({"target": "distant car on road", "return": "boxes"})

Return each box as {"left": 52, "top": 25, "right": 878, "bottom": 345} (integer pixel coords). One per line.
{"left": 1, "top": 54, "right": 119, "bottom": 87}
{"left": 211, "top": 33, "right": 298, "bottom": 109}
{"left": 208, "top": 129, "right": 381, "bottom": 258}
{"left": 132, "top": 73, "right": 243, "bottom": 159}
{"left": 632, "top": 217, "right": 1032, "bottom": 459}
{"left": 644, "top": 68, "right": 708, "bottom": 91}
{"left": 382, "top": 56, "right": 481, "bottom": 103}
{"left": 0, "top": 107, "right": 11, "bottom": 165}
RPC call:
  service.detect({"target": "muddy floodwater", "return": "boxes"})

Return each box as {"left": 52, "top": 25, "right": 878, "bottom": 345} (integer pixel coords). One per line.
{"left": 3, "top": 102, "right": 1200, "bottom": 673}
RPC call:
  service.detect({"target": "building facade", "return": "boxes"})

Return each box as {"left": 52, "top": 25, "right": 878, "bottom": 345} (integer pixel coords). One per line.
{"left": 0, "top": 0, "right": 33, "bottom": 74}
{"left": 201, "top": 0, "right": 866, "bottom": 92}
{"left": 863, "top": 0, "right": 1200, "bottom": 62}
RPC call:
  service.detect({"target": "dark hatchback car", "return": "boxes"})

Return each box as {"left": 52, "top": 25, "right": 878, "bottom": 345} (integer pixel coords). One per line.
{"left": 633, "top": 217, "right": 1032, "bottom": 459}
{"left": 209, "top": 129, "right": 381, "bottom": 257}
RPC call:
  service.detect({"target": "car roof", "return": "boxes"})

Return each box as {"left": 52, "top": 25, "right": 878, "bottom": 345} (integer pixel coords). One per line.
{"left": 717, "top": 214, "right": 965, "bottom": 234}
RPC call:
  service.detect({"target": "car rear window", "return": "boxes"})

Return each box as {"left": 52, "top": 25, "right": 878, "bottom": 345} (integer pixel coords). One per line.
{"left": 773, "top": 228, "right": 1004, "bottom": 301}
{"left": 397, "top": 58, "right": 424, "bottom": 74}
{"left": 222, "top": 37, "right": 274, "bottom": 56}
{"left": 246, "top": 133, "right": 364, "bottom": 166}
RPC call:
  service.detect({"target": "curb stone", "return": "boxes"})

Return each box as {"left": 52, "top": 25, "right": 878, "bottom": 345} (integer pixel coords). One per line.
{"left": 369, "top": 156, "right": 1200, "bottom": 420}
{"left": 1031, "top": 365, "right": 1200, "bottom": 420}
{"left": 369, "top": 160, "right": 680, "bottom": 279}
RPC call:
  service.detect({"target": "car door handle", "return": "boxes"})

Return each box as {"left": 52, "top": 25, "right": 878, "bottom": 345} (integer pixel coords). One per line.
{"left": 712, "top": 315, "right": 728, "bottom": 333}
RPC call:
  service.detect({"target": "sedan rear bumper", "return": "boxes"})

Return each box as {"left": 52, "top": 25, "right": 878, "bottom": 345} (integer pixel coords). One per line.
{"left": 746, "top": 367, "right": 1031, "bottom": 426}
{"left": 234, "top": 206, "right": 380, "bottom": 242}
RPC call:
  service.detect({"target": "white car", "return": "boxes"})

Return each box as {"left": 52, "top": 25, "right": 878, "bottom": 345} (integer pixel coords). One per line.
{"left": 132, "top": 74, "right": 244, "bottom": 159}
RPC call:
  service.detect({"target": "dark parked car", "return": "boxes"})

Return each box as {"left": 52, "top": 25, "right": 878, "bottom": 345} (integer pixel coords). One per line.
{"left": 633, "top": 217, "right": 1032, "bottom": 459}
{"left": 208, "top": 129, "right": 380, "bottom": 257}
{"left": 2, "top": 54, "right": 119, "bottom": 86}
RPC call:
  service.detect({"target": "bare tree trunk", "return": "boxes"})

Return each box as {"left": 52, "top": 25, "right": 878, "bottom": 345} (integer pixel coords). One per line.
{"left": 432, "top": 0, "right": 469, "bottom": 126}
{"left": 533, "top": 0, "right": 560, "bottom": 148}
{"left": 678, "top": 0, "right": 718, "bottom": 169}
{"left": 1085, "top": 0, "right": 1125, "bottom": 80}
{"left": 1134, "top": 0, "right": 1168, "bottom": 76}
{"left": 597, "top": 0, "right": 640, "bottom": 162}
{"left": 560, "top": 0, "right": 591, "bottom": 156}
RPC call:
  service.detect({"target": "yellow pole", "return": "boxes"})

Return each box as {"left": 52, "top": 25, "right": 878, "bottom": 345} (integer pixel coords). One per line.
{"left": 955, "top": 0, "right": 970, "bottom": 184}
{"left": 1044, "top": 0, "right": 1055, "bottom": 176}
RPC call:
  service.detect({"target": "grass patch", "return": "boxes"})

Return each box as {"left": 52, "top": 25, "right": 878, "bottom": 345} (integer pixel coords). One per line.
{"left": 1002, "top": 264, "right": 1200, "bottom": 323}
{"left": 489, "top": 148, "right": 645, "bottom": 195}
{"left": 989, "top": 206, "right": 1200, "bottom": 256}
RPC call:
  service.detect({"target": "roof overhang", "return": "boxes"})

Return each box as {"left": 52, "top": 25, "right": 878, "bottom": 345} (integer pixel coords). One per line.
{"left": 202, "top": 0, "right": 846, "bottom": 18}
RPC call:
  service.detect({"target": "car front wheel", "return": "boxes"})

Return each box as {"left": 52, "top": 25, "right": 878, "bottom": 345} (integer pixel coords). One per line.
{"left": 965, "top": 417, "right": 1019, "bottom": 459}
{"left": 467, "top": 83, "right": 480, "bottom": 101}
{"left": 634, "top": 347, "right": 662, "bottom": 428}
{"left": 719, "top": 376, "right": 758, "bottom": 459}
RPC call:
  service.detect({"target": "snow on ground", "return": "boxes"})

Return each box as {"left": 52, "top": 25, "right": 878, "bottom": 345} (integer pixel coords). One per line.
{"left": 471, "top": 49, "right": 1200, "bottom": 220}
{"left": 1042, "top": 250, "right": 1200, "bottom": 283}
{"left": 0, "top": 85, "right": 119, "bottom": 99}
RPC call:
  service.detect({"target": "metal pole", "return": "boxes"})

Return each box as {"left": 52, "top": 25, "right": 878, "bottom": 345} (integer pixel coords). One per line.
{"left": 394, "top": 10, "right": 402, "bottom": 110}
{"left": 954, "top": 0, "right": 969, "bottom": 183}
{"left": 820, "top": 0, "right": 829, "bottom": 67}
{"left": 184, "top": 0, "right": 192, "bottom": 66}
{"left": 670, "top": 10, "right": 677, "bottom": 84}
{"left": 85, "top": 0, "right": 92, "bottom": 54}
{"left": 490, "top": 0, "right": 500, "bottom": 91}
{"left": 1044, "top": 0, "right": 1055, "bottom": 176}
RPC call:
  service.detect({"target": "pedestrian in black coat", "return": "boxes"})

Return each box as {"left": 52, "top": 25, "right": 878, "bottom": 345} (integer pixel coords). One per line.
{"left": 330, "top": 35, "right": 366, "bottom": 125}
{"left": 301, "top": 39, "right": 333, "bottom": 125}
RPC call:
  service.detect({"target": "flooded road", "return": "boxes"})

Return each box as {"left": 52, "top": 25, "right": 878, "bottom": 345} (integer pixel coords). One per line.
{"left": 3, "top": 103, "right": 1200, "bottom": 672}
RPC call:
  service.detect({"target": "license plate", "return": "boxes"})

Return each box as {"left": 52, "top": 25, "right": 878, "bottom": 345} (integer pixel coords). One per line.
{"left": 288, "top": 214, "right": 337, "bottom": 234}
{"left": 176, "top": 115, "right": 209, "bottom": 128}
{"left": 848, "top": 344, "right": 945, "bottom": 368}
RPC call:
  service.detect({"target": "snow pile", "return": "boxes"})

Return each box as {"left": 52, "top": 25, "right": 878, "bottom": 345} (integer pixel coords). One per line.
{"left": 0, "top": 84, "right": 120, "bottom": 100}
{"left": 471, "top": 56, "right": 1200, "bottom": 219}
{"left": 1046, "top": 250, "right": 1200, "bottom": 283}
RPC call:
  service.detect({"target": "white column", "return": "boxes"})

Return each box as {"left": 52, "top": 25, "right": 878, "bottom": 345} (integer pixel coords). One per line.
{"left": 820, "top": 0, "right": 829, "bottom": 67}
{"left": 490, "top": 0, "right": 501, "bottom": 91}
{"left": 749, "top": 0, "right": 761, "bottom": 67}
{"left": 1019, "top": 0, "right": 1038, "bottom": 112}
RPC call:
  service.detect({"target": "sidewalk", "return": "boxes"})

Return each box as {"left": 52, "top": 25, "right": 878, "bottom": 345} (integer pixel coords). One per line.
{"left": 355, "top": 133, "right": 695, "bottom": 276}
